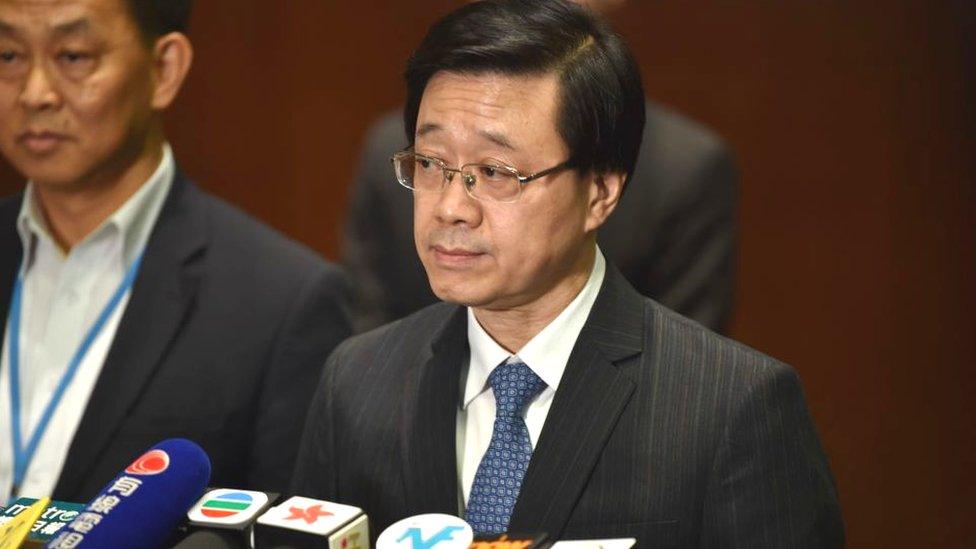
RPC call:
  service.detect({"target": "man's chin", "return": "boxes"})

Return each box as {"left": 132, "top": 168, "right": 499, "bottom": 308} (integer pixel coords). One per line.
{"left": 430, "top": 281, "right": 489, "bottom": 308}
{"left": 10, "top": 161, "right": 84, "bottom": 188}
{"left": 431, "top": 288, "right": 475, "bottom": 307}
{"left": 17, "top": 164, "right": 100, "bottom": 191}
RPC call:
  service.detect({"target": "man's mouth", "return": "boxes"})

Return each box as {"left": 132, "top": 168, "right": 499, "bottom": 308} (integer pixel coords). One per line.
{"left": 431, "top": 245, "right": 487, "bottom": 267}
{"left": 18, "top": 130, "right": 69, "bottom": 154}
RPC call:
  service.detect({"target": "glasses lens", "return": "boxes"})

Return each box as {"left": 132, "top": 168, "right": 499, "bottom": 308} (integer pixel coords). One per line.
{"left": 394, "top": 153, "right": 445, "bottom": 192}
{"left": 464, "top": 164, "right": 520, "bottom": 202}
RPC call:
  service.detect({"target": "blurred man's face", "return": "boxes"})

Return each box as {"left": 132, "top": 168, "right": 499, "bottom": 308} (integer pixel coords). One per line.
{"left": 413, "top": 71, "right": 598, "bottom": 311}
{"left": 0, "top": 0, "right": 157, "bottom": 188}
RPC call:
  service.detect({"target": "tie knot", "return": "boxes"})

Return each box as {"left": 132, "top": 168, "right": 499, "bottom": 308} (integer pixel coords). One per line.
{"left": 488, "top": 360, "right": 546, "bottom": 417}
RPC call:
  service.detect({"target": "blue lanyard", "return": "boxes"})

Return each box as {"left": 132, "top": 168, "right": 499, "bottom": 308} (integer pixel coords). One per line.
{"left": 6, "top": 252, "right": 144, "bottom": 490}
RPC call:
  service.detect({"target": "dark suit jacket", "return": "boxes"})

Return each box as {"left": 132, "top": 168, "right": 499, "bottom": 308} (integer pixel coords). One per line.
{"left": 342, "top": 102, "right": 737, "bottom": 333}
{"left": 292, "top": 266, "right": 843, "bottom": 547}
{"left": 0, "top": 172, "right": 352, "bottom": 502}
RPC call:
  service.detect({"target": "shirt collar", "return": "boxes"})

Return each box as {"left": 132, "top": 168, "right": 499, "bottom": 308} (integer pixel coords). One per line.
{"left": 16, "top": 187, "right": 58, "bottom": 271}
{"left": 463, "top": 246, "right": 607, "bottom": 409}
{"left": 16, "top": 143, "right": 175, "bottom": 273}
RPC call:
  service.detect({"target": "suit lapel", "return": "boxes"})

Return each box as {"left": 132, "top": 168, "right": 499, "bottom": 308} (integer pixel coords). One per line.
{"left": 0, "top": 196, "right": 22, "bottom": 337}
{"left": 509, "top": 265, "right": 645, "bottom": 537}
{"left": 400, "top": 306, "right": 467, "bottom": 517}
{"left": 54, "top": 173, "right": 208, "bottom": 499}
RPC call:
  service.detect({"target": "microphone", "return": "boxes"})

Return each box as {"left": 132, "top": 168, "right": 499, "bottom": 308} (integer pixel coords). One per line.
{"left": 182, "top": 488, "right": 278, "bottom": 547}
{"left": 375, "top": 514, "right": 473, "bottom": 549}
{"left": 470, "top": 532, "right": 550, "bottom": 549}
{"left": 253, "top": 495, "right": 369, "bottom": 548}
{"left": 549, "top": 539, "right": 636, "bottom": 548}
{"left": 0, "top": 497, "right": 48, "bottom": 548}
{"left": 1, "top": 497, "right": 85, "bottom": 546}
{"left": 45, "top": 438, "right": 211, "bottom": 548}
{"left": 171, "top": 530, "right": 245, "bottom": 548}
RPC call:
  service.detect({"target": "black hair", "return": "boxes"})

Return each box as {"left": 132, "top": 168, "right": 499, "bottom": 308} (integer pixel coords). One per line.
{"left": 404, "top": 0, "right": 645, "bottom": 179}
{"left": 125, "top": 0, "right": 193, "bottom": 40}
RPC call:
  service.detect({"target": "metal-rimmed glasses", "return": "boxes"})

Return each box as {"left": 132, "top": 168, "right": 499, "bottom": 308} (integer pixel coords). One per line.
{"left": 390, "top": 150, "right": 573, "bottom": 203}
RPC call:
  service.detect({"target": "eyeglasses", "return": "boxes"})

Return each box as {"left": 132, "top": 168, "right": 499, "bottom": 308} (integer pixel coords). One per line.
{"left": 390, "top": 150, "right": 573, "bottom": 203}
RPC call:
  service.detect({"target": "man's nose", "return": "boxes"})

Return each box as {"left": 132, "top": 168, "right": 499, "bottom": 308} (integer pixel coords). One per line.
{"left": 433, "top": 169, "right": 482, "bottom": 226}
{"left": 19, "top": 61, "right": 62, "bottom": 111}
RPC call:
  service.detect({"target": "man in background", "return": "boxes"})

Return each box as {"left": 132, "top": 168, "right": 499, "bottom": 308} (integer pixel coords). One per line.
{"left": 343, "top": 0, "right": 736, "bottom": 333}
{"left": 0, "top": 0, "right": 350, "bottom": 502}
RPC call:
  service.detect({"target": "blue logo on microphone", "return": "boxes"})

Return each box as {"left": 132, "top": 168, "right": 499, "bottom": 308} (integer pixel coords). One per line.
{"left": 376, "top": 513, "right": 473, "bottom": 549}
{"left": 397, "top": 526, "right": 467, "bottom": 549}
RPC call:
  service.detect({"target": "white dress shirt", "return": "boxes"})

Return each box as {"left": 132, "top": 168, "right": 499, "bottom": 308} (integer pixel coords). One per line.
{"left": 0, "top": 145, "right": 174, "bottom": 503}
{"left": 457, "top": 247, "right": 606, "bottom": 505}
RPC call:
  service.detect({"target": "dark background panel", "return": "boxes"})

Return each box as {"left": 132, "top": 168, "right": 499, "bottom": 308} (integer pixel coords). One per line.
{"left": 1, "top": 1, "right": 972, "bottom": 546}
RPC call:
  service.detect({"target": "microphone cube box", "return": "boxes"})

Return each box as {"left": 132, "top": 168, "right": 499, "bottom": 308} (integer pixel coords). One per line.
{"left": 255, "top": 496, "right": 369, "bottom": 549}
{"left": 184, "top": 489, "right": 279, "bottom": 545}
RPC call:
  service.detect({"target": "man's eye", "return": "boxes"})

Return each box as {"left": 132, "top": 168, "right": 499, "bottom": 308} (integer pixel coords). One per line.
{"left": 55, "top": 50, "right": 97, "bottom": 77}
{"left": 58, "top": 51, "right": 91, "bottom": 63}
{"left": 418, "top": 158, "right": 443, "bottom": 171}
{"left": 478, "top": 165, "right": 506, "bottom": 180}
{"left": 0, "top": 49, "right": 28, "bottom": 78}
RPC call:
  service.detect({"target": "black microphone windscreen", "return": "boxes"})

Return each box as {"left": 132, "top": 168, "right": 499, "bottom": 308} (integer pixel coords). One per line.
{"left": 172, "top": 529, "right": 246, "bottom": 549}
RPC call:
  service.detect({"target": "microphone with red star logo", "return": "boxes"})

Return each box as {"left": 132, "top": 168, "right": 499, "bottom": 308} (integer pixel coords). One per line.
{"left": 254, "top": 496, "right": 369, "bottom": 548}
{"left": 285, "top": 503, "right": 333, "bottom": 524}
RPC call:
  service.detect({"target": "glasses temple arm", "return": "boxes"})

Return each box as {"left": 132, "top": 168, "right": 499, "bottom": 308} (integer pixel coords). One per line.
{"left": 518, "top": 159, "right": 575, "bottom": 183}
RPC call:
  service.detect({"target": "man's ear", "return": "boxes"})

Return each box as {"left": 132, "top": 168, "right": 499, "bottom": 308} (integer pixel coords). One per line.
{"left": 583, "top": 171, "right": 626, "bottom": 232}
{"left": 150, "top": 32, "right": 194, "bottom": 110}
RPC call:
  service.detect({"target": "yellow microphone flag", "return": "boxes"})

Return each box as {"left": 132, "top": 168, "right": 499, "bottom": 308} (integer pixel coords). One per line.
{"left": 0, "top": 497, "right": 50, "bottom": 549}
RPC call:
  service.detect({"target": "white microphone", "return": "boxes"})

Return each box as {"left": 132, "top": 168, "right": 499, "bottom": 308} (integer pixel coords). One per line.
{"left": 254, "top": 495, "right": 369, "bottom": 548}
{"left": 182, "top": 488, "right": 278, "bottom": 547}
{"left": 375, "top": 514, "right": 473, "bottom": 549}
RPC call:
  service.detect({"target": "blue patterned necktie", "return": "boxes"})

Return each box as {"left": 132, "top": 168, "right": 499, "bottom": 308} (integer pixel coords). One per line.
{"left": 465, "top": 359, "right": 547, "bottom": 535}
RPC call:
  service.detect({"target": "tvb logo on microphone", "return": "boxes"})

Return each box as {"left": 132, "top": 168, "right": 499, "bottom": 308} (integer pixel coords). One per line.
{"left": 187, "top": 489, "right": 271, "bottom": 526}
{"left": 376, "top": 514, "right": 473, "bottom": 549}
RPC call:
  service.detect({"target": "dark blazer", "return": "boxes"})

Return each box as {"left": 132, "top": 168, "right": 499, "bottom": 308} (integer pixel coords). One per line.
{"left": 342, "top": 102, "right": 737, "bottom": 333}
{"left": 292, "top": 265, "right": 843, "bottom": 547}
{"left": 0, "top": 172, "right": 352, "bottom": 502}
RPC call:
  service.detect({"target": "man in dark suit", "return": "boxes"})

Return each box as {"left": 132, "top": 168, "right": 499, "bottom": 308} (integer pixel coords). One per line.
{"left": 293, "top": 1, "right": 843, "bottom": 546}
{"left": 344, "top": 103, "right": 736, "bottom": 334}
{"left": 0, "top": 0, "right": 350, "bottom": 502}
